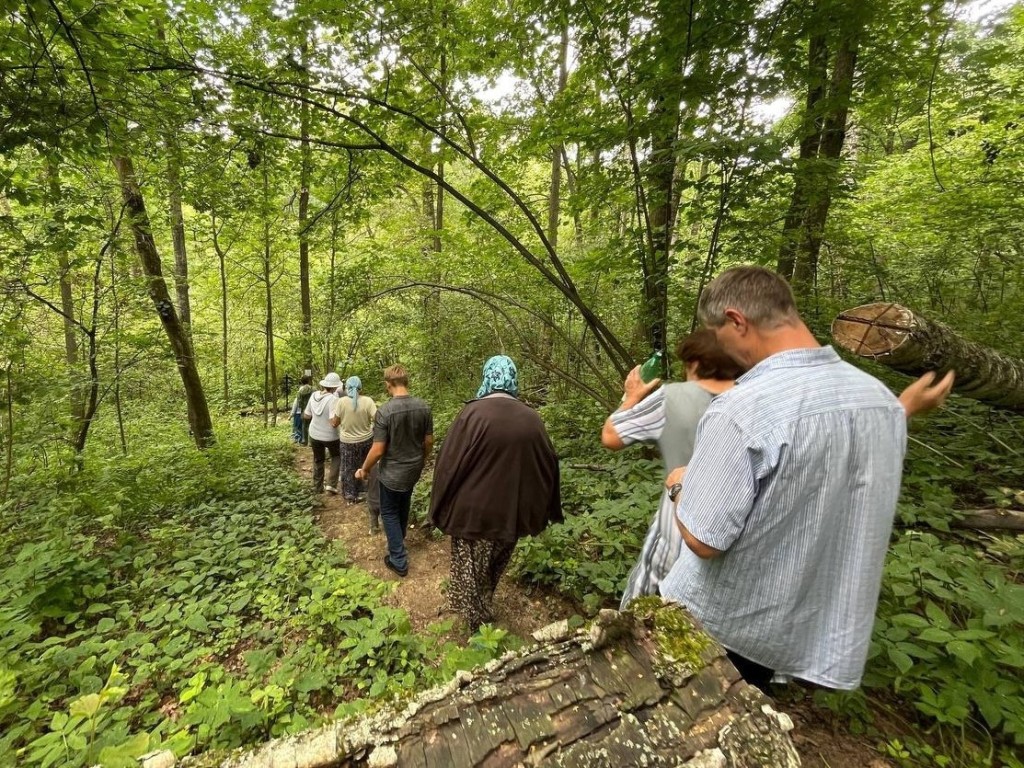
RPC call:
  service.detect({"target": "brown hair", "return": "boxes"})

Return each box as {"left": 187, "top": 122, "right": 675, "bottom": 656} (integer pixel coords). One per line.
{"left": 675, "top": 329, "right": 744, "bottom": 381}
{"left": 383, "top": 364, "right": 409, "bottom": 387}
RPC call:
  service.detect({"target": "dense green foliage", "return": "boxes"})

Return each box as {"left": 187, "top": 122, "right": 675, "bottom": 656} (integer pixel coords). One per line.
{"left": 0, "top": 422, "right": 515, "bottom": 767}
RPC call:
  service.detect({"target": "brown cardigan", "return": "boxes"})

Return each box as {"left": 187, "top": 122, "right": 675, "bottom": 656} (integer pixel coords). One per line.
{"left": 427, "top": 395, "right": 562, "bottom": 542}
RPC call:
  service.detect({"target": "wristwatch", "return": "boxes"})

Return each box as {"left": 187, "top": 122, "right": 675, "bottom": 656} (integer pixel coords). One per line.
{"left": 668, "top": 482, "right": 683, "bottom": 502}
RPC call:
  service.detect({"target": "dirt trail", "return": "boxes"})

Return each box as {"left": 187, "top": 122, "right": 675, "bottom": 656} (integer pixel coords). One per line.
{"left": 294, "top": 448, "right": 575, "bottom": 642}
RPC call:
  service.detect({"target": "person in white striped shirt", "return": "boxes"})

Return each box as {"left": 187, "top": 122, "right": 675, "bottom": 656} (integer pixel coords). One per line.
{"left": 659, "top": 266, "right": 953, "bottom": 692}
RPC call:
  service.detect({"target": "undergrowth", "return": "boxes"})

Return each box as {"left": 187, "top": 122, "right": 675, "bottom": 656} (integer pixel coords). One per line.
{"left": 0, "top": 420, "right": 515, "bottom": 767}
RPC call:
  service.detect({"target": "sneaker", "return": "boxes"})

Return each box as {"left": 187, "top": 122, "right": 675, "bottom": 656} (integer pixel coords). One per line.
{"left": 325, "top": 486, "right": 337, "bottom": 495}
{"left": 383, "top": 555, "right": 408, "bottom": 578}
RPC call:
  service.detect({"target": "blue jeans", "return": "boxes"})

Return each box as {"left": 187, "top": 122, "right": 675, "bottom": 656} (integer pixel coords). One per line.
{"left": 291, "top": 411, "right": 303, "bottom": 443}
{"left": 379, "top": 482, "right": 413, "bottom": 571}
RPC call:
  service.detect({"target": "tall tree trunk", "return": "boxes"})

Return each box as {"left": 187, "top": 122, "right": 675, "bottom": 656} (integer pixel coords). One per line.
{"left": 298, "top": 36, "right": 314, "bottom": 371}
{"left": 1, "top": 363, "right": 11, "bottom": 502}
{"left": 211, "top": 211, "right": 230, "bottom": 408}
{"left": 327, "top": 209, "right": 339, "bottom": 371}
{"left": 833, "top": 302, "right": 1024, "bottom": 410}
{"left": 547, "top": 23, "right": 569, "bottom": 248}
{"left": 639, "top": 0, "right": 689, "bottom": 361}
{"left": 112, "top": 155, "right": 215, "bottom": 449}
{"left": 167, "top": 140, "right": 192, "bottom": 333}
{"left": 792, "top": 29, "right": 861, "bottom": 290}
{"left": 72, "top": 253, "right": 105, "bottom": 458}
{"left": 47, "top": 162, "right": 84, "bottom": 425}
{"left": 109, "top": 245, "right": 127, "bottom": 454}
{"left": 777, "top": 32, "right": 829, "bottom": 280}
{"left": 263, "top": 164, "right": 278, "bottom": 427}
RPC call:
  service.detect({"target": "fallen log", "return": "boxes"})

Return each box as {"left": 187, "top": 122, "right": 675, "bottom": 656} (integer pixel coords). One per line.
{"left": 953, "top": 508, "right": 1024, "bottom": 532}
{"left": 161, "top": 602, "right": 801, "bottom": 768}
{"left": 832, "top": 302, "right": 1024, "bottom": 411}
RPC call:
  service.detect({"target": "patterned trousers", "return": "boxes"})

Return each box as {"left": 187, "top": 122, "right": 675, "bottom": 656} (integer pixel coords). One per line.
{"left": 339, "top": 438, "right": 372, "bottom": 501}
{"left": 449, "top": 537, "right": 517, "bottom": 631}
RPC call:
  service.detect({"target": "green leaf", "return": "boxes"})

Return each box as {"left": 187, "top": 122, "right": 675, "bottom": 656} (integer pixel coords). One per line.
{"left": 185, "top": 613, "right": 209, "bottom": 633}
{"left": 917, "top": 627, "right": 954, "bottom": 644}
{"left": 946, "top": 640, "right": 981, "bottom": 666}
{"left": 887, "top": 647, "right": 914, "bottom": 675}
{"left": 69, "top": 693, "right": 102, "bottom": 719}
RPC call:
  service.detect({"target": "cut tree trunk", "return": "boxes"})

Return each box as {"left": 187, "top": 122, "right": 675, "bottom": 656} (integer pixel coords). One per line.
{"left": 832, "top": 302, "right": 1024, "bottom": 411}
{"left": 952, "top": 509, "right": 1024, "bottom": 532}
{"left": 166, "top": 604, "right": 801, "bottom": 768}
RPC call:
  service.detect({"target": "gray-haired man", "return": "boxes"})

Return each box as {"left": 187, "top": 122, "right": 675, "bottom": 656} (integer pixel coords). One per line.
{"left": 660, "top": 266, "right": 953, "bottom": 691}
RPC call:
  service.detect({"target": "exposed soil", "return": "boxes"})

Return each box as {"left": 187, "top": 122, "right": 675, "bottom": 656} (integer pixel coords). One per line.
{"left": 294, "top": 445, "right": 893, "bottom": 768}
{"left": 295, "top": 447, "right": 575, "bottom": 644}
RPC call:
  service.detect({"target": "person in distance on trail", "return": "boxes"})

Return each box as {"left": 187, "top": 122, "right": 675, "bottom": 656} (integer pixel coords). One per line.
{"left": 601, "top": 329, "right": 743, "bottom": 609}
{"left": 294, "top": 375, "right": 315, "bottom": 445}
{"left": 304, "top": 372, "right": 342, "bottom": 495}
{"left": 331, "top": 375, "right": 377, "bottom": 503}
{"left": 656, "top": 265, "right": 954, "bottom": 693}
{"left": 428, "top": 356, "right": 562, "bottom": 631}
{"left": 355, "top": 365, "right": 433, "bottom": 578}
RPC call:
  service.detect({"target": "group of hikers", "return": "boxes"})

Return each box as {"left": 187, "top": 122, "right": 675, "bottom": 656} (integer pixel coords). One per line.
{"left": 293, "top": 265, "right": 955, "bottom": 695}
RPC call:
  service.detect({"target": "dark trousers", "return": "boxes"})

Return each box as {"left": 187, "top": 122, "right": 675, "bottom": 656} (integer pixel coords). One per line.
{"left": 726, "top": 649, "right": 774, "bottom": 694}
{"left": 379, "top": 482, "right": 413, "bottom": 571}
{"left": 310, "top": 438, "right": 340, "bottom": 492}
{"left": 340, "top": 438, "right": 373, "bottom": 501}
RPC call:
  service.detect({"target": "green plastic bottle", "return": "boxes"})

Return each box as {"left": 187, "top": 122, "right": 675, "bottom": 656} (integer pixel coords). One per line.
{"left": 639, "top": 350, "right": 664, "bottom": 383}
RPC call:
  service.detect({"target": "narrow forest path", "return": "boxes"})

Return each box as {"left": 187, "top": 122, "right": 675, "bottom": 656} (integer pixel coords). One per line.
{"left": 293, "top": 447, "right": 575, "bottom": 642}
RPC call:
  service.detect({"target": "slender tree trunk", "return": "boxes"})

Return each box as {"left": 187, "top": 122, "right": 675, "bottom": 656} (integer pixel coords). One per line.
{"left": 833, "top": 302, "right": 1024, "bottom": 410}
{"left": 298, "top": 36, "right": 314, "bottom": 371}
{"left": 778, "top": 32, "right": 828, "bottom": 280}
{"left": 263, "top": 164, "right": 278, "bottom": 427}
{"left": 47, "top": 162, "right": 84, "bottom": 424}
{"left": 211, "top": 211, "right": 230, "bottom": 408}
{"left": 327, "top": 209, "right": 339, "bottom": 371}
{"left": 547, "top": 24, "right": 569, "bottom": 248}
{"left": 2, "top": 363, "right": 11, "bottom": 502}
{"left": 112, "top": 155, "right": 215, "bottom": 449}
{"left": 110, "top": 246, "right": 127, "bottom": 454}
{"left": 167, "top": 141, "right": 192, "bottom": 333}
{"left": 72, "top": 253, "right": 105, "bottom": 457}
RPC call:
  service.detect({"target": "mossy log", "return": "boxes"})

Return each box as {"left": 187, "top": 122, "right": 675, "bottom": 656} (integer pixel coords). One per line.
{"left": 832, "top": 302, "right": 1024, "bottom": 411}
{"left": 159, "top": 603, "right": 800, "bottom": 768}
{"left": 953, "top": 509, "right": 1024, "bottom": 532}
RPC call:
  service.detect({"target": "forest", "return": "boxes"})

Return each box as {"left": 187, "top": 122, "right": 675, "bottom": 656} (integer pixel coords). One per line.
{"left": 1, "top": 0, "right": 1023, "bottom": 765}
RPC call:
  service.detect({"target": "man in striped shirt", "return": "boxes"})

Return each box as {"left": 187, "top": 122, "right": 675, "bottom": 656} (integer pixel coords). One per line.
{"left": 660, "top": 266, "right": 953, "bottom": 691}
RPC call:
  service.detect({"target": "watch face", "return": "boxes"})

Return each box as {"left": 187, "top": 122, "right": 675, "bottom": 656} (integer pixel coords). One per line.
{"left": 669, "top": 483, "right": 682, "bottom": 502}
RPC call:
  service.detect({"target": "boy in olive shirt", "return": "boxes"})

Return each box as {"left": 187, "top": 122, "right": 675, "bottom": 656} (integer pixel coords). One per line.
{"left": 355, "top": 365, "right": 433, "bottom": 576}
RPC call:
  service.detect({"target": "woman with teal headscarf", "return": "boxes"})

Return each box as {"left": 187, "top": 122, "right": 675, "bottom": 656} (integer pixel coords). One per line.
{"left": 330, "top": 375, "right": 378, "bottom": 505}
{"left": 428, "top": 356, "right": 562, "bottom": 630}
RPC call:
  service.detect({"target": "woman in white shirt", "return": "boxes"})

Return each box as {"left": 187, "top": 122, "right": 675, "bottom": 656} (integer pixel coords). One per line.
{"left": 304, "top": 372, "right": 342, "bottom": 494}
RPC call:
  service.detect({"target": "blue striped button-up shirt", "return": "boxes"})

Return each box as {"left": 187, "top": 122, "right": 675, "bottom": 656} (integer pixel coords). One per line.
{"left": 659, "top": 346, "right": 907, "bottom": 689}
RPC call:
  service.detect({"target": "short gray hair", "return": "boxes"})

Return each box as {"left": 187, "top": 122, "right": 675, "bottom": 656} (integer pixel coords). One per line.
{"left": 698, "top": 266, "right": 799, "bottom": 328}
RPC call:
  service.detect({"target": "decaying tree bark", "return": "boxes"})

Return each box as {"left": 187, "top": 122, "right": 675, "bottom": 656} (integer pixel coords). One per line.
{"left": 155, "top": 604, "right": 801, "bottom": 768}
{"left": 952, "top": 509, "right": 1024, "bottom": 532}
{"left": 832, "top": 302, "right": 1024, "bottom": 411}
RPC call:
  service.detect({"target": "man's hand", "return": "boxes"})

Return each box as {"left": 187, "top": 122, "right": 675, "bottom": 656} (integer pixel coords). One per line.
{"left": 665, "top": 465, "right": 687, "bottom": 491}
{"left": 622, "top": 365, "right": 661, "bottom": 409}
{"left": 354, "top": 468, "right": 366, "bottom": 481}
{"left": 899, "top": 370, "right": 955, "bottom": 419}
